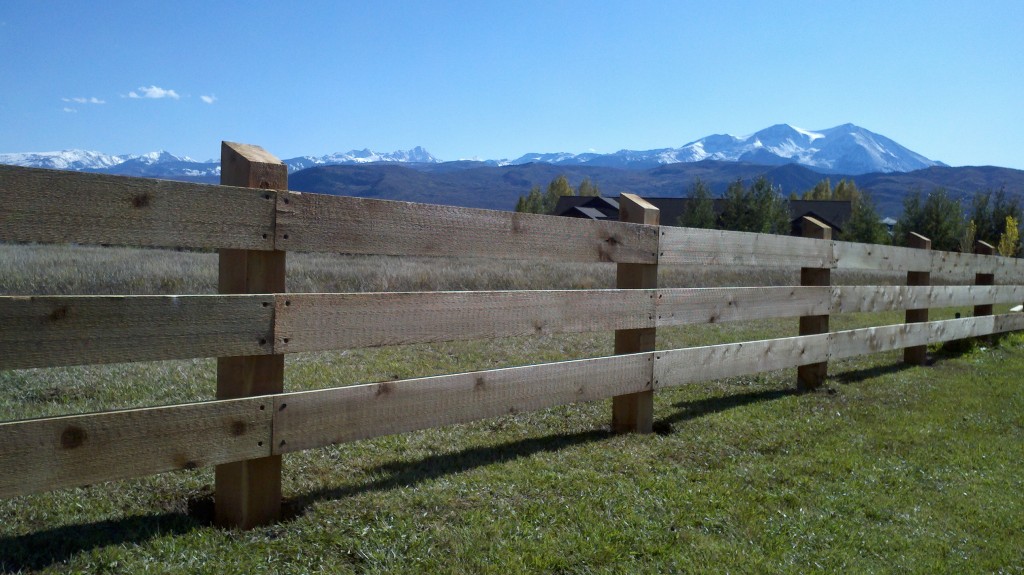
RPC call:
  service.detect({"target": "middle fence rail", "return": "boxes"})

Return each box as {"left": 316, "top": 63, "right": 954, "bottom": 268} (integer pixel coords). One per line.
{"left": 1, "top": 142, "right": 1023, "bottom": 528}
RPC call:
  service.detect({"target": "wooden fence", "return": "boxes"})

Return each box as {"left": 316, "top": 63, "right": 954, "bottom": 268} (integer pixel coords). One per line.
{"left": 2, "top": 142, "right": 1024, "bottom": 529}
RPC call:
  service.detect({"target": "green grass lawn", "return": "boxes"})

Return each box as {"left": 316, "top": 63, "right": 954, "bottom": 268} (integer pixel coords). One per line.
{"left": 2, "top": 333, "right": 1022, "bottom": 573}
{"left": 1, "top": 244, "right": 1021, "bottom": 573}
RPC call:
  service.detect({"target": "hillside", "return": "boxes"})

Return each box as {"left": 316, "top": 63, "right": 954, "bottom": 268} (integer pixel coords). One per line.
{"left": 290, "top": 161, "right": 1024, "bottom": 218}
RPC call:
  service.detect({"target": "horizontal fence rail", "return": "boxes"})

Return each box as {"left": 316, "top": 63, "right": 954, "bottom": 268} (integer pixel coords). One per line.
{"left": 4, "top": 313, "right": 1024, "bottom": 498}
{"left": 2, "top": 152, "right": 1023, "bottom": 527}
{"left": 5, "top": 285, "right": 1024, "bottom": 370}
{"left": 4, "top": 163, "right": 1024, "bottom": 278}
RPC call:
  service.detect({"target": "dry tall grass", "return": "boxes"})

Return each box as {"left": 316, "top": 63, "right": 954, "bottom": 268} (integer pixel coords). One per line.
{"left": 1, "top": 242, "right": 930, "bottom": 297}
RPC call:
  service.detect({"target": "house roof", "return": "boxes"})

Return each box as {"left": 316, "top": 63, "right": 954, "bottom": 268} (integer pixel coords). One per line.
{"left": 553, "top": 195, "right": 853, "bottom": 233}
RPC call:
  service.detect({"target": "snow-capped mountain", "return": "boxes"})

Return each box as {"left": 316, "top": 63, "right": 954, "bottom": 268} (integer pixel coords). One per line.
{"left": 506, "top": 124, "right": 943, "bottom": 174}
{"left": 0, "top": 150, "right": 136, "bottom": 171}
{"left": 283, "top": 146, "right": 438, "bottom": 171}
{"left": 0, "top": 124, "right": 943, "bottom": 179}
{"left": 0, "top": 147, "right": 448, "bottom": 182}
{"left": 0, "top": 147, "right": 441, "bottom": 179}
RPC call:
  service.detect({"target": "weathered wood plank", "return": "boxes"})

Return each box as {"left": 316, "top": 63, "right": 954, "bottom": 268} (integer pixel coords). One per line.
{"left": 0, "top": 295, "right": 274, "bottom": 369}
{"left": 659, "top": 227, "right": 832, "bottom": 268}
{"left": 829, "top": 323, "right": 931, "bottom": 360}
{"left": 0, "top": 397, "right": 272, "bottom": 498}
{"left": 932, "top": 248, "right": 1001, "bottom": 276}
{"left": 612, "top": 193, "right": 659, "bottom": 433}
{"left": 904, "top": 233, "right": 932, "bottom": 365}
{"left": 797, "top": 217, "right": 832, "bottom": 391}
{"left": 656, "top": 286, "right": 831, "bottom": 326}
{"left": 215, "top": 141, "right": 287, "bottom": 530}
{"left": 274, "top": 191, "right": 659, "bottom": 263}
{"left": 1000, "top": 257, "right": 1024, "bottom": 284}
{"left": 0, "top": 165, "right": 276, "bottom": 250}
{"left": 653, "top": 334, "right": 830, "bottom": 389}
{"left": 275, "top": 290, "right": 654, "bottom": 354}
{"left": 929, "top": 315, "right": 996, "bottom": 342}
{"left": 833, "top": 241, "right": 929, "bottom": 272}
{"left": 973, "top": 243, "right": 996, "bottom": 341}
{"left": 272, "top": 353, "right": 653, "bottom": 453}
{"left": 833, "top": 285, "right": 1024, "bottom": 313}
{"left": 994, "top": 313, "right": 1024, "bottom": 334}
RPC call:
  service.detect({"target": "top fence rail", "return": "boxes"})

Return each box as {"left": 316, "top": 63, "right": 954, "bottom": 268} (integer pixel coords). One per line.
{"left": 2, "top": 164, "right": 1023, "bottom": 278}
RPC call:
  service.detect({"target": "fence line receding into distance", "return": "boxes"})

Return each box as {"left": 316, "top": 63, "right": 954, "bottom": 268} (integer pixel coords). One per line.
{"left": 1, "top": 142, "right": 1022, "bottom": 528}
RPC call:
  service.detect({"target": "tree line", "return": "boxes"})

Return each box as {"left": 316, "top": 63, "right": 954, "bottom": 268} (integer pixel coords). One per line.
{"left": 516, "top": 173, "right": 1021, "bottom": 256}
{"left": 681, "top": 177, "right": 1020, "bottom": 254}
{"left": 894, "top": 186, "right": 1020, "bottom": 256}
{"left": 514, "top": 175, "right": 600, "bottom": 214}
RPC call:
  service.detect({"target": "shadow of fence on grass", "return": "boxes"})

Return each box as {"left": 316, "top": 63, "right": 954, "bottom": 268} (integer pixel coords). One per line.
{"left": 1, "top": 361, "right": 916, "bottom": 570}
{"left": 285, "top": 428, "right": 613, "bottom": 517}
{"left": 0, "top": 497, "right": 213, "bottom": 573}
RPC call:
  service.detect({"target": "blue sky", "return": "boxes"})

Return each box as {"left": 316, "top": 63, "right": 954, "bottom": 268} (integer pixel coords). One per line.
{"left": 1, "top": 1, "right": 1021, "bottom": 168}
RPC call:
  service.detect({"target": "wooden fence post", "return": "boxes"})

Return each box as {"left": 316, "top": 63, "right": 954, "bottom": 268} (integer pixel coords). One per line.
{"left": 797, "top": 216, "right": 831, "bottom": 391}
{"left": 215, "top": 142, "right": 287, "bottom": 529}
{"left": 904, "top": 232, "right": 931, "bottom": 365}
{"left": 974, "top": 240, "right": 996, "bottom": 344}
{"left": 612, "top": 193, "right": 659, "bottom": 433}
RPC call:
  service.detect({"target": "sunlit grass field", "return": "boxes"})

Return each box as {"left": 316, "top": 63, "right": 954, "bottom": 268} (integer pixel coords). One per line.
{"left": 1, "top": 243, "right": 1021, "bottom": 574}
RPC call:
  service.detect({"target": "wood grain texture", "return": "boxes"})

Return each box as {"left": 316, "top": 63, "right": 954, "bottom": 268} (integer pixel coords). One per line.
{"left": 0, "top": 295, "right": 274, "bottom": 369}
{"left": 275, "top": 290, "right": 655, "bottom": 353}
{"left": 653, "top": 334, "right": 830, "bottom": 390}
{"left": 994, "top": 313, "right": 1024, "bottom": 334}
{"left": 904, "top": 233, "right": 932, "bottom": 365}
{"left": 612, "top": 193, "right": 659, "bottom": 433}
{"left": 0, "top": 397, "right": 272, "bottom": 498}
{"left": 0, "top": 164, "right": 275, "bottom": 250}
{"left": 833, "top": 241, "right": 929, "bottom": 272}
{"left": 833, "top": 285, "right": 1024, "bottom": 313}
{"left": 272, "top": 353, "right": 653, "bottom": 453}
{"left": 659, "top": 227, "right": 833, "bottom": 268}
{"left": 656, "top": 287, "right": 830, "bottom": 326}
{"left": 828, "top": 323, "right": 930, "bottom": 360}
{"left": 932, "top": 247, "right": 999, "bottom": 276}
{"left": 215, "top": 141, "right": 287, "bottom": 529}
{"left": 797, "top": 217, "right": 831, "bottom": 391}
{"left": 274, "top": 191, "right": 658, "bottom": 263}
{"left": 973, "top": 242, "right": 996, "bottom": 329}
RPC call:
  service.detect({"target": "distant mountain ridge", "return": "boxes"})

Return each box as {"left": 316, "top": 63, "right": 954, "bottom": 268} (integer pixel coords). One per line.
{"left": 0, "top": 123, "right": 944, "bottom": 177}
{"left": 5, "top": 123, "right": 1017, "bottom": 218}
{"left": 287, "top": 160, "right": 1024, "bottom": 220}
{"left": 507, "top": 123, "right": 944, "bottom": 174}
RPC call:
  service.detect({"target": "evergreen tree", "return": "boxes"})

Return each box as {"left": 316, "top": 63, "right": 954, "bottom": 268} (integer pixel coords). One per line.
{"left": 721, "top": 177, "right": 789, "bottom": 234}
{"left": 971, "top": 187, "right": 1021, "bottom": 246}
{"left": 895, "top": 188, "right": 964, "bottom": 251}
{"left": 677, "top": 178, "right": 716, "bottom": 229}
{"left": 843, "top": 193, "right": 889, "bottom": 244}
{"left": 721, "top": 178, "right": 755, "bottom": 232}
{"left": 750, "top": 176, "right": 791, "bottom": 234}
{"left": 893, "top": 189, "right": 924, "bottom": 246}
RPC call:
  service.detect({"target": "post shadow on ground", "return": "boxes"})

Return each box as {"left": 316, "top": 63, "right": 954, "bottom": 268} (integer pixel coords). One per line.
{"left": 0, "top": 497, "right": 214, "bottom": 573}
{"left": 0, "top": 430, "right": 612, "bottom": 571}
{"left": 0, "top": 358, "right": 921, "bottom": 571}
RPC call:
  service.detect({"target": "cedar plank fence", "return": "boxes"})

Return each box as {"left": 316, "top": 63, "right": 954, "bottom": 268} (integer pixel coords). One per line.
{"left": 2, "top": 142, "right": 1024, "bottom": 529}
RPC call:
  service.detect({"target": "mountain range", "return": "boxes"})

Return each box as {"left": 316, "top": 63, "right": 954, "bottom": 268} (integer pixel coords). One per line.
{"left": 1, "top": 123, "right": 942, "bottom": 177}
{"left": 2, "top": 123, "right": 1020, "bottom": 217}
